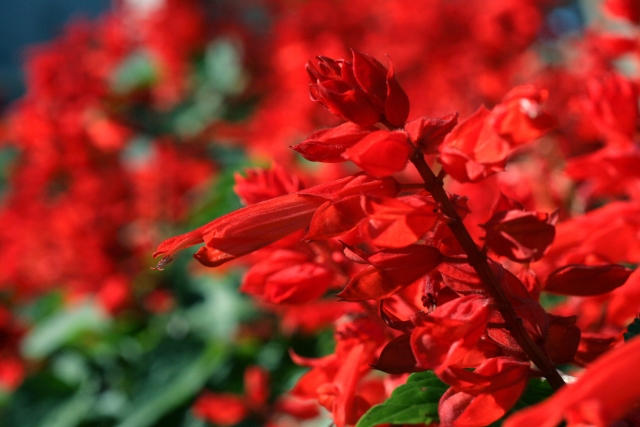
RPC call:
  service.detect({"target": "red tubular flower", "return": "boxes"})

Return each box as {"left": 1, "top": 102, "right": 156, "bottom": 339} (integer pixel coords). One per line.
{"left": 343, "top": 130, "right": 413, "bottom": 177}
{"left": 307, "top": 50, "right": 410, "bottom": 127}
{"left": 153, "top": 192, "right": 324, "bottom": 269}
{"left": 543, "top": 263, "right": 632, "bottom": 296}
{"left": 234, "top": 164, "right": 304, "bottom": 206}
{"left": 292, "top": 122, "right": 377, "bottom": 163}
{"left": 439, "top": 357, "right": 530, "bottom": 426}
{"left": 480, "top": 209, "right": 558, "bottom": 263}
{"left": 360, "top": 193, "right": 440, "bottom": 248}
{"left": 504, "top": 336, "right": 640, "bottom": 427}
{"left": 153, "top": 174, "right": 398, "bottom": 269}
{"left": 410, "top": 295, "right": 491, "bottom": 373}
{"left": 240, "top": 250, "right": 336, "bottom": 304}
{"left": 337, "top": 244, "right": 441, "bottom": 301}
{"left": 404, "top": 113, "right": 459, "bottom": 154}
{"left": 192, "top": 392, "right": 248, "bottom": 426}
{"left": 438, "top": 106, "right": 510, "bottom": 183}
{"left": 489, "top": 85, "right": 557, "bottom": 147}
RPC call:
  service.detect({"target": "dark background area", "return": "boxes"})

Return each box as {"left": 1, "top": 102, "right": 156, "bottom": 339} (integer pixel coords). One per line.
{"left": 0, "top": 0, "right": 110, "bottom": 107}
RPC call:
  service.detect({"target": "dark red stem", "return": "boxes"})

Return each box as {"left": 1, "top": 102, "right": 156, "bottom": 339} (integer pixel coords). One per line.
{"left": 410, "top": 151, "right": 566, "bottom": 391}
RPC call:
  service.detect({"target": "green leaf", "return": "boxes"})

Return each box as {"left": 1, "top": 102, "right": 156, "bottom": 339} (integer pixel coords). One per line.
{"left": 22, "top": 302, "right": 110, "bottom": 359}
{"left": 625, "top": 317, "right": 640, "bottom": 342}
{"left": 111, "top": 51, "right": 157, "bottom": 93}
{"left": 0, "top": 374, "right": 97, "bottom": 427}
{"left": 355, "top": 371, "right": 448, "bottom": 427}
{"left": 355, "top": 372, "right": 555, "bottom": 427}
{"left": 114, "top": 338, "right": 225, "bottom": 427}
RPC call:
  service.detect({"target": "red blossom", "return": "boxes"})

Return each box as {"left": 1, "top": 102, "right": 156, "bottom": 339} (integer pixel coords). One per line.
{"left": 439, "top": 357, "right": 530, "bottom": 427}
{"left": 543, "top": 264, "right": 633, "bottom": 296}
{"left": 490, "top": 85, "right": 557, "bottom": 147}
{"left": 0, "top": 358, "right": 25, "bottom": 391}
{"left": 292, "top": 122, "right": 377, "bottom": 163}
{"left": 404, "top": 113, "right": 459, "bottom": 154}
{"left": 307, "top": 51, "right": 410, "bottom": 127}
{"left": 153, "top": 174, "right": 398, "bottom": 268}
{"left": 192, "top": 392, "right": 249, "bottom": 426}
{"left": 359, "top": 193, "right": 440, "bottom": 248}
{"left": 480, "top": 209, "right": 558, "bottom": 263}
{"left": 337, "top": 245, "right": 441, "bottom": 301}
{"left": 234, "top": 164, "right": 304, "bottom": 206}
{"left": 343, "top": 130, "right": 413, "bottom": 177}
{"left": 582, "top": 73, "right": 638, "bottom": 140}
{"left": 504, "top": 336, "right": 640, "bottom": 427}
{"left": 410, "top": 295, "right": 491, "bottom": 373}
{"left": 438, "top": 106, "right": 510, "bottom": 183}
{"left": 241, "top": 250, "right": 336, "bottom": 304}
{"left": 604, "top": 0, "right": 640, "bottom": 24}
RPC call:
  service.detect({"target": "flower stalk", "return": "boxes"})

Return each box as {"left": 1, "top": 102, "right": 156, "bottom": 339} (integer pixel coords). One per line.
{"left": 409, "top": 150, "right": 566, "bottom": 390}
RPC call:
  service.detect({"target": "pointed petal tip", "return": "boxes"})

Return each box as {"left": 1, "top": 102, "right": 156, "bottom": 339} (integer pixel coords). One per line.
{"left": 152, "top": 256, "right": 173, "bottom": 271}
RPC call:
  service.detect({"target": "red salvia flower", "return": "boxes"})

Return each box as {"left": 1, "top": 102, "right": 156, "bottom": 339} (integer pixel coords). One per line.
{"left": 337, "top": 244, "right": 441, "bottom": 301}
{"left": 480, "top": 208, "right": 558, "bottom": 263}
{"left": 543, "top": 263, "right": 632, "bottom": 296}
{"left": 504, "top": 336, "right": 640, "bottom": 427}
{"left": 404, "top": 113, "right": 459, "bottom": 154}
{"left": 343, "top": 130, "right": 413, "bottom": 177}
{"left": 292, "top": 122, "right": 377, "bottom": 163}
{"left": 438, "top": 106, "right": 510, "bottom": 183}
{"left": 359, "top": 193, "right": 440, "bottom": 248}
{"left": 241, "top": 249, "right": 336, "bottom": 304}
{"left": 439, "top": 357, "right": 530, "bottom": 426}
{"left": 192, "top": 392, "right": 248, "bottom": 426}
{"left": 153, "top": 174, "right": 398, "bottom": 268}
{"left": 410, "top": 295, "right": 491, "bottom": 373}
{"left": 307, "top": 50, "right": 410, "bottom": 127}
{"left": 489, "top": 85, "right": 557, "bottom": 147}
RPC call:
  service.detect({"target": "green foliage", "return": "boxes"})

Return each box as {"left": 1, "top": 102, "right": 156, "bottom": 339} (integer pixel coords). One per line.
{"left": 22, "top": 303, "right": 110, "bottom": 359}
{"left": 624, "top": 317, "right": 640, "bottom": 342}
{"left": 1, "top": 373, "right": 96, "bottom": 427}
{"left": 355, "top": 371, "right": 447, "bottom": 427}
{"left": 356, "top": 373, "right": 555, "bottom": 427}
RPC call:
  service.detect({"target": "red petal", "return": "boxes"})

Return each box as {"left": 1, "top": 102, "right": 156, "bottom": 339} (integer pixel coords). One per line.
{"left": 439, "top": 358, "right": 529, "bottom": 427}
{"left": 480, "top": 209, "right": 557, "bottom": 262}
{"left": 504, "top": 335, "right": 640, "bottom": 427}
{"left": 361, "top": 194, "right": 439, "bottom": 248}
{"left": 192, "top": 392, "right": 248, "bottom": 426}
{"left": 439, "top": 106, "right": 509, "bottom": 183}
{"left": 384, "top": 59, "right": 410, "bottom": 127}
{"left": 343, "top": 130, "right": 412, "bottom": 177}
{"left": 544, "top": 264, "right": 632, "bottom": 296}
{"left": 292, "top": 122, "right": 376, "bottom": 163}
{"left": 316, "top": 80, "right": 382, "bottom": 126}
{"left": 306, "top": 198, "right": 366, "bottom": 240}
{"left": 605, "top": 0, "right": 640, "bottom": 24}
{"left": 544, "top": 314, "right": 581, "bottom": 365}
{"left": 410, "top": 295, "right": 491, "bottom": 372}
{"left": 371, "top": 333, "right": 419, "bottom": 374}
{"left": 404, "top": 113, "right": 459, "bottom": 153}
{"left": 337, "top": 245, "right": 441, "bottom": 301}
{"left": 351, "top": 50, "right": 387, "bottom": 111}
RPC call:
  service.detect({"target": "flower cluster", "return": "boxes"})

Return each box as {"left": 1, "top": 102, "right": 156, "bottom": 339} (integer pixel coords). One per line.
{"left": 155, "top": 39, "right": 640, "bottom": 424}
